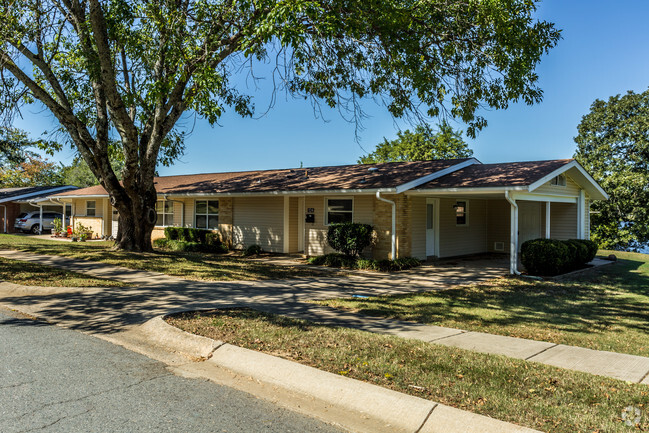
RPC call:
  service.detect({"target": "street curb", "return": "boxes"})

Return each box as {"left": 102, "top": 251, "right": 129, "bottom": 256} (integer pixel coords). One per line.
{"left": 151, "top": 315, "right": 540, "bottom": 433}
{"left": 138, "top": 316, "right": 223, "bottom": 359}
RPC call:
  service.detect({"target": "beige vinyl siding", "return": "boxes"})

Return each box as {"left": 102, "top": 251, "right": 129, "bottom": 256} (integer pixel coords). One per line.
{"left": 183, "top": 198, "right": 194, "bottom": 227}
{"left": 232, "top": 196, "right": 284, "bottom": 253}
{"left": 288, "top": 197, "right": 299, "bottom": 253}
{"left": 438, "top": 198, "right": 487, "bottom": 258}
{"left": 486, "top": 199, "right": 510, "bottom": 253}
{"left": 73, "top": 198, "right": 103, "bottom": 217}
{"left": 533, "top": 175, "right": 580, "bottom": 197}
{"left": 304, "top": 195, "right": 374, "bottom": 256}
{"left": 410, "top": 196, "right": 427, "bottom": 260}
{"left": 550, "top": 202, "right": 578, "bottom": 240}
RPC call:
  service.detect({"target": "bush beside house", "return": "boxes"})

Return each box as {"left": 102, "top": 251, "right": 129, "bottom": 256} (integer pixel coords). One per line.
{"left": 307, "top": 222, "right": 422, "bottom": 272}
{"left": 154, "top": 227, "right": 228, "bottom": 253}
{"left": 521, "top": 238, "right": 598, "bottom": 276}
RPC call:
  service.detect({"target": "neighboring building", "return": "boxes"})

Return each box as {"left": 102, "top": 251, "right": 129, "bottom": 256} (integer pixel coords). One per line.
{"left": 50, "top": 158, "right": 607, "bottom": 273}
{"left": 0, "top": 186, "right": 77, "bottom": 234}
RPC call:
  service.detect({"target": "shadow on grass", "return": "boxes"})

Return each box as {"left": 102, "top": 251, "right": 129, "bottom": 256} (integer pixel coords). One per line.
{"left": 0, "top": 234, "right": 323, "bottom": 281}
{"left": 329, "top": 258, "right": 649, "bottom": 335}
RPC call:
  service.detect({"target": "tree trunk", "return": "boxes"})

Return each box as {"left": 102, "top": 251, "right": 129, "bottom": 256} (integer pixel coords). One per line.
{"left": 114, "top": 205, "right": 156, "bottom": 251}
{"left": 107, "top": 177, "right": 157, "bottom": 252}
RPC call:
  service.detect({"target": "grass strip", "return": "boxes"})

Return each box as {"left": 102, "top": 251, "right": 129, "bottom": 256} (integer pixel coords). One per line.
{"left": 317, "top": 251, "right": 649, "bottom": 357}
{"left": 0, "top": 234, "right": 326, "bottom": 281}
{"left": 167, "top": 308, "right": 649, "bottom": 433}
{"left": 0, "top": 256, "right": 127, "bottom": 287}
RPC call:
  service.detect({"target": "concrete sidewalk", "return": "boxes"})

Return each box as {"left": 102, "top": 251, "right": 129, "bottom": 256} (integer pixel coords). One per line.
{"left": 1, "top": 249, "right": 648, "bottom": 385}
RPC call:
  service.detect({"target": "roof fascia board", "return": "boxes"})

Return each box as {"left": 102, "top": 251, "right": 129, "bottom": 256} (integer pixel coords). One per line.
{"left": 528, "top": 161, "right": 609, "bottom": 200}
{"left": 58, "top": 188, "right": 397, "bottom": 200}
{"left": 159, "top": 188, "right": 396, "bottom": 198}
{"left": 0, "top": 186, "right": 76, "bottom": 204}
{"left": 509, "top": 192, "right": 577, "bottom": 203}
{"left": 394, "top": 158, "right": 480, "bottom": 194}
{"left": 44, "top": 194, "right": 107, "bottom": 200}
{"left": 406, "top": 186, "right": 528, "bottom": 195}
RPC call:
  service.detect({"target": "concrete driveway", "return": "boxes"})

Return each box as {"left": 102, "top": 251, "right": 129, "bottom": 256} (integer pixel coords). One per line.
{"left": 0, "top": 250, "right": 507, "bottom": 336}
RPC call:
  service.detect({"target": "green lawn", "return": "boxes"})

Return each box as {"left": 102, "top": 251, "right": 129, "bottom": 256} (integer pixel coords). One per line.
{"left": 168, "top": 308, "right": 649, "bottom": 433}
{"left": 0, "top": 234, "right": 327, "bottom": 281}
{"left": 318, "top": 250, "right": 649, "bottom": 357}
{"left": 0, "top": 257, "right": 127, "bottom": 287}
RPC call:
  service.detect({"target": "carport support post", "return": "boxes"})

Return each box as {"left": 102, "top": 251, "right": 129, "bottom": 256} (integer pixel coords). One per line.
{"left": 39, "top": 205, "right": 43, "bottom": 235}
{"left": 545, "top": 201, "right": 551, "bottom": 238}
{"left": 505, "top": 191, "right": 519, "bottom": 275}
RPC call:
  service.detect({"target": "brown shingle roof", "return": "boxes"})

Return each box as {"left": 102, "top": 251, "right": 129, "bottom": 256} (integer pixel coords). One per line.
{"left": 52, "top": 159, "right": 574, "bottom": 197}
{"left": 53, "top": 159, "right": 471, "bottom": 197}
{"left": 415, "top": 159, "right": 573, "bottom": 189}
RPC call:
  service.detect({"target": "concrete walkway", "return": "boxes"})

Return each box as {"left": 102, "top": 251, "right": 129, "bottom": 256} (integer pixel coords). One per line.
{"left": 0, "top": 249, "right": 647, "bottom": 385}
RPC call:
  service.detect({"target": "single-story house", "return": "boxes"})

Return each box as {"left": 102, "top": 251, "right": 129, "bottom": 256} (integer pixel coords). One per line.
{"left": 49, "top": 158, "right": 607, "bottom": 273}
{"left": 0, "top": 186, "right": 77, "bottom": 233}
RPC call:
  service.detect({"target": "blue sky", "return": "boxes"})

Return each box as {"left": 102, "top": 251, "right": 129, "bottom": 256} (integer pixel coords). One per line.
{"left": 13, "top": 0, "right": 649, "bottom": 175}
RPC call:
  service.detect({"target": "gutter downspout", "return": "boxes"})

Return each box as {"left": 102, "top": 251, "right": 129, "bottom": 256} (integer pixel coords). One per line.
{"left": 504, "top": 191, "right": 521, "bottom": 275}
{"left": 376, "top": 191, "right": 396, "bottom": 260}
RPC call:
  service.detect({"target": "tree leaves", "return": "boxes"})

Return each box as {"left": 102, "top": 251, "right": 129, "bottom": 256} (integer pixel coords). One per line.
{"left": 359, "top": 122, "right": 473, "bottom": 164}
{"left": 574, "top": 90, "right": 649, "bottom": 250}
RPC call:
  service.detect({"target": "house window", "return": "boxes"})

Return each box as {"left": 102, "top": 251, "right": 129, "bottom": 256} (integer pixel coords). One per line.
{"left": 195, "top": 200, "right": 219, "bottom": 229}
{"left": 325, "top": 198, "right": 353, "bottom": 225}
{"left": 550, "top": 174, "right": 567, "bottom": 186}
{"left": 86, "top": 200, "right": 96, "bottom": 216}
{"left": 155, "top": 200, "right": 174, "bottom": 227}
{"left": 455, "top": 200, "right": 468, "bottom": 226}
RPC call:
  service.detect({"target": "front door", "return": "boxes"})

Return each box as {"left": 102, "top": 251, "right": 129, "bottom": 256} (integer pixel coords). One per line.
{"left": 518, "top": 201, "right": 541, "bottom": 250}
{"left": 426, "top": 198, "right": 436, "bottom": 256}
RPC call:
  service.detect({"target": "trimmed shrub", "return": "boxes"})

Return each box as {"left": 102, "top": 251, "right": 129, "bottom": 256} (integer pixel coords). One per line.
{"left": 164, "top": 227, "right": 180, "bottom": 240}
{"left": 153, "top": 238, "right": 170, "bottom": 248}
{"left": 243, "top": 244, "right": 263, "bottom": 256}
{"left": 327, "top": 222, "right": 374, "bottom": 257}
{"left": 564, "top": 239, "right": 589, "bottom": 268}
{"left": 571, "top": 239, "right": 598, "bottom": 263}
{"left": 158, "top": 228, "right": 227, "bottom": 254}
{"left": 521, "top": 239, "right": 571, "bottom": 276}
{"left": 164, "top": 227, "right": 211, "bottom": 243}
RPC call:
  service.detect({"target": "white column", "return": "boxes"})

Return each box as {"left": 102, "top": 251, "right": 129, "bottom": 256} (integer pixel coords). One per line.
{"left": 283, "top": 196, "right": 290, "bottom": 253}
{"left": 578, "top": 190, "right": 586, "bottom": 239}
{"left": 297, "top": 197, "right": 305, "bottom": 252}
{"left": 545, "top": 201, "right": 551, "bottom": 239}
{"left": 39, "top": 205, "right": 43, "bottom": 234}
{"left": 510, "top": 202, "right": 518, "bottom": 274}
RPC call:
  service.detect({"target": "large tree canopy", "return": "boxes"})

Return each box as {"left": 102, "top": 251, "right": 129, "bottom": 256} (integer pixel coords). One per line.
{"left": 574, "top": 89, "right": 649, "bottom": 251}
{"left": 0, "top": 0, "right": 560, "bottom": 251}
{"left": 358, "top": 122, "right": 472, "bottom": 163}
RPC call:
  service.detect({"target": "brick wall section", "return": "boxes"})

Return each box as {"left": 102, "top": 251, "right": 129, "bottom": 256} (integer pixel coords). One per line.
{"left": 218, "top": 197, "right": 233, "bottom": 248}
{"left": 372, "top": 193, "right": 411, "bottom": 260}
{"left": 2, "top": 203, "right": 22, "bottom": 233}
{"left": 396, "top": 194, "right": 412, "bottom": 258}
{"left": 372, "top": 195, "right": 392, "bottom": 259}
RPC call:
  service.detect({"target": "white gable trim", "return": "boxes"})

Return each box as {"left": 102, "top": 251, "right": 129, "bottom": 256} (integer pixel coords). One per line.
{"left": 394, "top": 158, "right": 480, "bottom": 194}
{"left": 0, "top": 186, "right": 76, "bottom": 204}
{"left": 528, "top": 160, "right": 608, "bottom": 200}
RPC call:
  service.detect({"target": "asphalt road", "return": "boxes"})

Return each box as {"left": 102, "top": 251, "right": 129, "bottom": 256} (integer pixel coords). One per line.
{"left": 0, "top": 309, "right": 342, "bottom": 433}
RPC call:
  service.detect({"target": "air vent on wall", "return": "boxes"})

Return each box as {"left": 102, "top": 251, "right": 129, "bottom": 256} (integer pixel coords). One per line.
{"left": 494, "top": 242, "right": 504, "bottom": 251}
